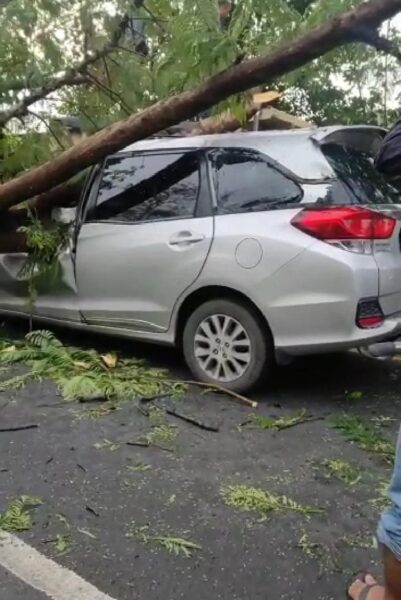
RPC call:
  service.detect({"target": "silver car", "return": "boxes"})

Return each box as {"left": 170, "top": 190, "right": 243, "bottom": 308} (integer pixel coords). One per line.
{"left": 2, "top": 125, "right": 401, "bottom": 393}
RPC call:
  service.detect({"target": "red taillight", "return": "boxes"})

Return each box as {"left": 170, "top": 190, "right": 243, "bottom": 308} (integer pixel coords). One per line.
{"left": 358, "top": 315, "right": 384, "bottom": 328}
{"left": 356, "top": 299, "right": 384, "bottom": 329}
{"left": 291, "top": 207, "right": 396, "bottom": 240}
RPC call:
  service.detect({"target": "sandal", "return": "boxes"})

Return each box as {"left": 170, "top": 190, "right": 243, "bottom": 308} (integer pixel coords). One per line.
{"left": 348, "top": 572, "right": 382, "bottom": 600}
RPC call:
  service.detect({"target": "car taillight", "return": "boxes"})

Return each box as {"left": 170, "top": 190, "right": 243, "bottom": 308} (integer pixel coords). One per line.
{"left": 356, "top": 299, "right": 384, "bottom": 329}
{"left": 291, "top": 207, "right": 396, "bottom": 241}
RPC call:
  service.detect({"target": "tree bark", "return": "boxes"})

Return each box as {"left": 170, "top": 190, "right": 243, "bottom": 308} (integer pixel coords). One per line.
{"left": 0, "top": 0, "right": 400, "bottom": 210}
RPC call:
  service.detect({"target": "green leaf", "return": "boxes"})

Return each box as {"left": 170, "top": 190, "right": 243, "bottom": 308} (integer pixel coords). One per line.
{"left": 0, "top": 496, "right": 42, "bottom": 532}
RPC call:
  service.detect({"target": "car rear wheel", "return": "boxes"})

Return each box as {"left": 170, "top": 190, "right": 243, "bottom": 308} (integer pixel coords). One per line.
{"left": 183, "top": 298, "right": 272, "bottom": 394}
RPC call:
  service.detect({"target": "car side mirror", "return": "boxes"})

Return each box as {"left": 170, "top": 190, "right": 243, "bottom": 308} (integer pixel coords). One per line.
{"left": 51, "top": 207, "right": 77, "bottom": 224}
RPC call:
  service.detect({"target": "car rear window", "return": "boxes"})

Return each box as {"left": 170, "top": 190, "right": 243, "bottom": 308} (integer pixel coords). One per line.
{"left": 321, "top": 143, "right": 400, "bottom": 205}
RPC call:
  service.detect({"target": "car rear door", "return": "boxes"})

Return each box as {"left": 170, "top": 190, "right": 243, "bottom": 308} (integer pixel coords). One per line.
{"left": 75, "top": 150, "right": 213, "bottom": 333}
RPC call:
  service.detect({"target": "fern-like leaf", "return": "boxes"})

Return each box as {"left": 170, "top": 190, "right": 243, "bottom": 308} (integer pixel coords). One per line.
{"left": 0, "top": 495, "right": 42, "bottom": 532}
{"left": 26, "top": 330, "right": 62, "bottom": 348}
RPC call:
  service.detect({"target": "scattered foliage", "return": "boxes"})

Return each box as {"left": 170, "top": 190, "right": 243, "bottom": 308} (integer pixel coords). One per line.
{"left": 150, "top": 536, "right": 201, "bottom": 558}
{"left": 94, "top": 439, "right": 121, "bottom": 452}
{"left": 323, "top": 458, "right": 362, "bottom": 486}
{"left": 330, "top": 414, "right": 395, "bottom": 464}
{"left": 54, "top": 533, "right": 72, "bottom": 556}
{"left": 145, "top": 424, "right": 178, "bottom": 451}
{"left": 77, "top": 402, "right": 117, "bottom": 419}
{"left": 0, "top": 330, "right": 184, "bottom": 403}
{"left": 126, "top": 462, "right": 152, "bottom": 472}
{"left": 148, "top": 406, "right": 166, "bottom": 427}
{"left": 340, "top": 533, "right": 377, "bottom": 550}
{"left": 0, "top": 495, "right": 42, "bottom": 532}
{"left": 243, "top": 410, "right": 308, "bottom": 431}
{"left": 221, "top": 485, "right": 320, "bottom": 517}
{"left": 370, "top": 479, "right": 392, "bottom": 511}
{"left": 371, "top": 416, "right": 397, "bottom": 427}
{"left": 345, "top": 391, "right": 363, "bottom": 402}
{"left": 128, "top": 523, "right": 201, "bottom": 558}
{"left": 297, "top": 531, "right": 323, "bottom": 559}
{"left": 18, "top": 216, "right": 71, "bottom": 313}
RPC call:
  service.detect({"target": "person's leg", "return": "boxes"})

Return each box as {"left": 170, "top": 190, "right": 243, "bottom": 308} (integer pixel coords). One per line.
{"left": 349, "top": 428, "right": 401, "bottom": 600}
{"left": 382, "top": 540, "right": 401, "bottom": 599}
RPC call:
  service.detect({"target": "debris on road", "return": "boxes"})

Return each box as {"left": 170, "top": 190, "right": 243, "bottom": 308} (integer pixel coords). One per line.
{"left": 240, "top": 410, "right": 323, "bottom": 432}
{"left": 0, "top": 424, "right": 38, "bottom": 432}
{"left": 0, "top": 496, "right": 42, "bottom": 532}
{"left": 164, "top": 407, "right": 220, "bottom": 432}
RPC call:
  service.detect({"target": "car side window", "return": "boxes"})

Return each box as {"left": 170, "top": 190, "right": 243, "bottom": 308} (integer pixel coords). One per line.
{"left": 210, "top": 148, "right": 302, "bottom": 214}
{"left": 89, "top": 151, "right": 200, "bottom": 222}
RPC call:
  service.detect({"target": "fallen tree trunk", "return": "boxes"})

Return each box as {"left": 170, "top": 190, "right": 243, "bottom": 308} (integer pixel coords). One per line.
{"left": 0, "top": 106, "right": 257, "bottom": 253}
{"left": 18, "top": 106, "right": 258, "bottom": 215}
{"left": 0, "top": 0, "right": 399, "bottom": 211}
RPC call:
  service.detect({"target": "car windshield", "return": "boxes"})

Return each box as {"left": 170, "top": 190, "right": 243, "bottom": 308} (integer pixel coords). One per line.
{"left": 321, "top": 142, "right": 400, "bottom": 205}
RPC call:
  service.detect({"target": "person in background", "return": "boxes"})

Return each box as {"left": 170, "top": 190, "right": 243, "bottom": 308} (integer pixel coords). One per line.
{"left": 348, "top": 124, "right": 401, "bottom": 599}
{"left": 348, "top": 430, "right": 401, "bottom": 599}
{"left": 348, "top": 427, "right": 401, "bottom": 598}
{"left": 218, "top": 0, "right": 232, "bottom": 30}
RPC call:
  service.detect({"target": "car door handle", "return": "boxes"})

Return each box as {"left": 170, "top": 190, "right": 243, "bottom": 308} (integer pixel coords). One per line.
{"left": 168, "top": 231, "right": 205, "bottom": 247}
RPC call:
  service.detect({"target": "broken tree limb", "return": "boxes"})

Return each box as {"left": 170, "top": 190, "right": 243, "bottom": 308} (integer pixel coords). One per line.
{"left": 352, "top": 24, "right": 401, "bottom": 59}
{"left": 185, "top": 106, "right": 258, "bottom": 136}
{"left": 0, "top": 24, "right": 126, "bottom": 128}
{"left": 126, "top": 440, "right": 150, "bottom": 448}
{"left": 0, "top": 424, "right": 38, "bottom": 432}
{"left": 0, "top": 0, "right": 400, "bottom": 210}
{"left": 164, "top": 408, "right": 220, "bottom": 432}
{"left": 173, "top": 380, "right": 258, "bottom": 409}
{"left": 23, "top": 108, "right": 256, "bottom": 215}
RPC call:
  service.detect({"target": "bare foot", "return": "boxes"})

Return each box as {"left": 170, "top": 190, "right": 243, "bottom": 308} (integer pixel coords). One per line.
{"left": 348, "top": 574, "right": 385, "bottom": 600}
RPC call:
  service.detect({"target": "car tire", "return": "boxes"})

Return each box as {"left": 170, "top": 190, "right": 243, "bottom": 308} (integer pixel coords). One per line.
{"left": 183, "top": 298, "right": 273, "bottom": 394}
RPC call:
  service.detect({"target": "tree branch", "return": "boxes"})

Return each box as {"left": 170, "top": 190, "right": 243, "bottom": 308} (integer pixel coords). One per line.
{"left": 0, "top": 73, "right": 88, "bottom": 96}
{"left": 0, "top": 0, "right": 401, "bottom": 209}
{"left": 0, "top": 24, "right": 125, "bottom": 128}
{"left": 352, "top": 25, "right": 401, "bottom": 60}
{"left": 86, "top": 72, "right": 133, "bottom": 115}
{"left": 28, "top": 111, "right": 66, "bottom": 150}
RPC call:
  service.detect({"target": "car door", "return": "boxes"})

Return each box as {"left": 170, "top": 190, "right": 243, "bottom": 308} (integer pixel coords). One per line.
{"left": 0, "top": 215, "right": 79, "bottom": 322}
{"left": 75, "top": 149, "right": 214, "bottom": 333}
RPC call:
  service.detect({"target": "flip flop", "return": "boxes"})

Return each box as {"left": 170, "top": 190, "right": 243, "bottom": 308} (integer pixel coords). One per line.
{"left": 357, "top": 584, "right": 381, "bottom": 600}
{"left": 347, "top": 572, "right": 381, "bottom": 600}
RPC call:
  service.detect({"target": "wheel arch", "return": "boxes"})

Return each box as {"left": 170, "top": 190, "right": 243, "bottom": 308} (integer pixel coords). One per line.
{"left": 175, "top": 285, "right": 274, "bottom": 347}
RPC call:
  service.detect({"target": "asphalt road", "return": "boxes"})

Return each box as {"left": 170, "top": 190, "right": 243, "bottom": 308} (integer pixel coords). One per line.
{"left": 0, "top": 321, "right": 400, "bottom": 600}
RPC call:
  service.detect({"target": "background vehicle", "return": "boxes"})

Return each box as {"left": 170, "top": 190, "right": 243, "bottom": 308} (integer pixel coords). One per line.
{"left": 1, "top": 125, "right": 400, "bottom": 393}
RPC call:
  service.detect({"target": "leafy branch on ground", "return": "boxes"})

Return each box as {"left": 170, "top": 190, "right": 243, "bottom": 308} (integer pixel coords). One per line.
{"left": 128, "top": 523, "right": 201, "bottom": 558}
{"left": 243, "top": 409, "right": 308, "bottom": 431}
{"left": 221, "top": 485, "right": 321, "bottom": 517}
{"left": 144, "top": 423, "right": 178, "bottom": 451}
{"left": 0, "top": 495, "right": 42, "bottom": 532}
{"left": 0, "top": 330, "right": 185, "bottom": 404}
{"left": 323, "top": 458, "right": 362, "bottom": 486}
{"left": 329, "top": 414, "right": 395, "bottom": 464}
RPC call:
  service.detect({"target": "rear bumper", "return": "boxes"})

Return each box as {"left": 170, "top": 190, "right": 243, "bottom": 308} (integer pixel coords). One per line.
{"left": 277, "top": 315, "right": 401, "bottom": 356}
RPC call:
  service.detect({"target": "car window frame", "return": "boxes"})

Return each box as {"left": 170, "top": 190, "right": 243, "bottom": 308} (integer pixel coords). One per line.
{"left": 83, "top": 148, "right": 212, "bottom": 225}
{"left": 207, "top": 146, "right": 304, "bottom": 214}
